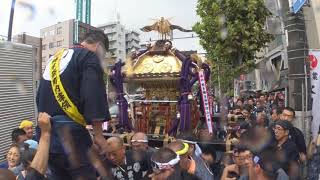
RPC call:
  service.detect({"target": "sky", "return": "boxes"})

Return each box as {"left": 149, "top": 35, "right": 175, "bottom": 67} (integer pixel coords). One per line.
{"left": 0, "top": 0, "right": 205, "bottom": 52}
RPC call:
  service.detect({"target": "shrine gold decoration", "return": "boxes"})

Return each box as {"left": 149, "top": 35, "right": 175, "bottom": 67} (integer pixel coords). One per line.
{"left": 132, "top": 54, "right": 181, "bottom": 75}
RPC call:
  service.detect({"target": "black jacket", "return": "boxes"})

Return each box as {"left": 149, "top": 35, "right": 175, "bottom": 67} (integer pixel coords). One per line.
{"left": 289, "top": 127, "right": 306, "bottom": 154}
{"left": 277, "top": 138, "right": 300, "bottom": 174}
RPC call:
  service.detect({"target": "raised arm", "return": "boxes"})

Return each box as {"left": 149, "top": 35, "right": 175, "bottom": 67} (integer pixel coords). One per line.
{"left": 30, "top": 112, "right": 51, "bottom": 174}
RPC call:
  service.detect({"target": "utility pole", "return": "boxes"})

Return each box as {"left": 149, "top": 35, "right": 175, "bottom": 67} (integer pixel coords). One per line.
{"left": 279, "top": 0, "right": 312, "bottom": 139}
{"left": 7, "top": 0, "right": 16, "bottom": 41}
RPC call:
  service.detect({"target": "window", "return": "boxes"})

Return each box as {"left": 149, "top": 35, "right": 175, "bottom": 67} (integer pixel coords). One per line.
{"left": 57, "top": 27, "right": 62, "bottom": 34}
{"left": 57, "top": 41, "right": 62, "bottom": 47}
{"left": 49, "top": 42, "right": 55, "bottom": 48}
{"left": 42, "top": 32, "right": 47, "bottom": 38}
{"left": 49, "top": 30, "right": 54, "bottom": 36}
{"left": 42, "top": 44, "right": 47, "bottom": 50}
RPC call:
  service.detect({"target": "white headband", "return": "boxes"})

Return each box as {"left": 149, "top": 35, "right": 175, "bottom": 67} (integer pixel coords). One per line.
{"left": 181, "top": 140, "right": 197, "bottom": 144}
{"left": 151, "top": 155, "right": 180, "bottom": 170}
{"left": 131, "top": 139, "right": 148, "bottom": 143}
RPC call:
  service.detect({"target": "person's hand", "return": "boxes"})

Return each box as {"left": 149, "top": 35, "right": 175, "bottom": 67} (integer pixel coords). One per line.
{"left": 307, "top": 136, "right": 317, "bottom": 160}
{"left": 299, "top": 152, "right": 307, "bottom": 162}
{"left": 94, "top": 135, "right": 107, "bottom": 153}
{"left": 225, "top": 164, "right": 239, "bottom": 173}
{"left": 221, "top": 164, "right": 239, "bottom": 180}
{"left": 38, "top": 112, "right": 51, "bottom": 134}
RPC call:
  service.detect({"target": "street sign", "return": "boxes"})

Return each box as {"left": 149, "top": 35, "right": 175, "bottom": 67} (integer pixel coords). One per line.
{"left": 292, "top": 0, "right": 307, "bottom": 14}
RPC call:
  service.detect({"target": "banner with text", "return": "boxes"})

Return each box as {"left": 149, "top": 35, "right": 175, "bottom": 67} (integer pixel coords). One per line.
{"left": 198, "top": 70, "right": 213, "bottom": 133}
{"left": 309, "top": 50, "right": 320, "bottom": 140}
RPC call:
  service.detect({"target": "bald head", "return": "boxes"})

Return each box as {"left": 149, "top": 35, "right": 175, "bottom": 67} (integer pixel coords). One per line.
{"left": 166, "top": 141, "right": 184, "bottom": 152}
{"left": 131, "top": 132, "right": 149, "bottom": 152}
{"left": 0, "top": 169, "right": 15, "bottom": 180}
{"left": 106, "top": 136, "right": 123, "bottom": 148}
{"left": 105, "top": 137, "right": 125, "bottom": 165}
{"left": 132, "top": 132, "right": 148, "bottom": 141}
{"left": 152, "top": 148, "right": 177, "bottom": 163}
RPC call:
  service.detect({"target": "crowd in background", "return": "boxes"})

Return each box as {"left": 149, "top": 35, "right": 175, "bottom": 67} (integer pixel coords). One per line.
{"left": 0, "top": 91, "right": 320, "bottom": 180}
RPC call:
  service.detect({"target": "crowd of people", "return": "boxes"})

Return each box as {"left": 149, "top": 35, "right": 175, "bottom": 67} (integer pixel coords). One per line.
{"left": 1, "top": 30, "right": 320, "bottom": 180}
{"left": 0, "top": 92, "right": 320, "bottom": 180}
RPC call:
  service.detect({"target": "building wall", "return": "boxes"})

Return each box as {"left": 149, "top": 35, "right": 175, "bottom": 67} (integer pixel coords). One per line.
{"left": 125, "top": 30, "right": 141, "bottom": 54}
{"left": 242, "top": 0, "right": 287, "bottom": 93}
{"left": 41, "top": 19, "right": 102, "bottom": 71}
{"left": 304, "top": 0, "right": 320, "bottom": 49}
{"left": 0, "top": 42, "right": 36, "bottom": 163}
{"left": 41, "top": 19, "right": 74, "bottom": 71}
{"left": 98, "top": 22, "right": 140, "bottom": 61}
{"left": 13, "top": 34, "right": 42, "bottom": 83}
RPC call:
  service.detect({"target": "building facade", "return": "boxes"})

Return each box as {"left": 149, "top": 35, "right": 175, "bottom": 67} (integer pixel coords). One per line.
{"left": 238, "top": 0, "right": 288, "bottom": 94}
{"left": 125, "top": 30, "right": 141, "bottom": 54}
{"left": 241, "top": 0, "right": 320, "bottom": 93}
{"left": 0, "top": 42, "right": 36, "bottom": 163}
{"left": 13, "top": 33, "right": 42, "bottom": 85}
{"left": 304, "top": 0, "right": 320, "bottom": 49}
{"left": 235, "top": 0, "right": 320, "bottom": 142}
{"left": 40, "top": 19, "right": 100, "bottom": 71}
{"left": 97, "top": 22, "right": 140, "bottom": 61}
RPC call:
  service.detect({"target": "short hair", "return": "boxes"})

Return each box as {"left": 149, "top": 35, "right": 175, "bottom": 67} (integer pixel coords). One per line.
{"left": 106, "top": 136, "right": 123, "bottom": 148}
{"left": 11, "top": 128, "right": 26, "bottom": 143}
{"left": 236, "top": 99, "right": 243, "bottom": 103}
{"left": 255, "top": 150, "right": 281, "bottom": 179}
{"left": 257, "top": 111, "right": 267, "bottom": 119}
{"left": 242, "top": 105, "right": 252, "bottom": 112}
{"left": 283, "top": 107, "right": 295, "bottom": 117}
{"left": 233, "top": 105, "right": 242, "bottom": 111}
{"left": 82, "top": 30, "right": 109, "bottom": 50}
{"left": 201, "top": 145, "right": 217, "bottom": 160}
{"left": 176, "top": 131, "right": 196, "bottom": 142}
{"left": 151, "top": 147, "right": 177, "bottom": 163}
{"left": 233, "top": 144, "right": 250, "bottom": 155}
{"left": 271, "top": 107, "right": 283, "bottom": 115}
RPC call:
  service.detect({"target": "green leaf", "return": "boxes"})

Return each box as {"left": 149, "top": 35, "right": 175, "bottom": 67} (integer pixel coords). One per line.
{"left": 193, "top": 0, "right": 273, "bottom": 93}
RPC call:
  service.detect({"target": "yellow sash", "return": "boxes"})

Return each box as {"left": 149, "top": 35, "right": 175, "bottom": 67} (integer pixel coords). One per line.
{"left": 50, "top": 49, "right": 86, "bottom": 126}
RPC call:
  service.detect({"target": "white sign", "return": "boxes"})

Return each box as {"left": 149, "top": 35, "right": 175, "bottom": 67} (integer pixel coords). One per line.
{"left": 198, "top": 70, "right": 213, "bottom": 133}
{"left": 309, "top": 50, "right": 320, "bottom": 140}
